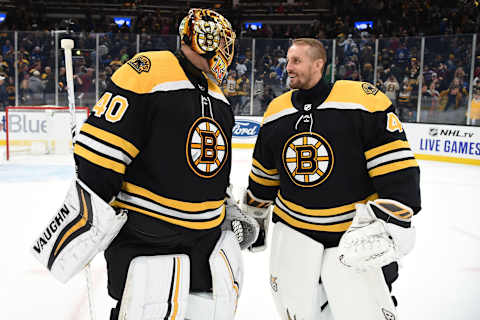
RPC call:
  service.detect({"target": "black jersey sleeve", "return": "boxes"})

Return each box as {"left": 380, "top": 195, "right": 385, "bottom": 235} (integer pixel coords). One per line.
{"left": 362, "top": 106, "right": 421, "bottom": 213}
{"left": 74, "top": 80, "right": 151, "bottom": 203}
{"left": 247, "top": 123, "right": 280, "bottom": 202}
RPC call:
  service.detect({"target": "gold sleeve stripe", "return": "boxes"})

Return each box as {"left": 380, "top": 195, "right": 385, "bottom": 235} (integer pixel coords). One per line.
{"left": 252, "top": 158, "right": 279, "bottom": 175}
{"left": 273, "top": 206, "right": 353, "bottom": 232}
{"left": 278, "top": 192, "right": 378, "bottom": 217}
{"left": 364, "top": 140, "right": 411, "bottom": 160}
{"left": 81, "top": 123, "right": 139, "bottom": 158}
{"left": 122, "top": 182, "right": 224, "bottom": 212}
{"left": 112, "top": 200, "right": 225, "bottom": 229}
{"left": 74, "top": 144, "right": 126, "bottom": 174}
{"left": 249, "top": 172, "right": 281, "bottom": 187}
{"left": 368, "top": 159, "right": 419, "bottom": 177}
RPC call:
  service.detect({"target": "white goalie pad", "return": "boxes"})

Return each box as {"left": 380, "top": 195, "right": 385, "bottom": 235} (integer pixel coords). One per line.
{"left": 31, "top": 178, "right": 127, "bottom": 283}
{"left": 119, "top": 255, "right": 190, "bottom": 320}
{"left": 185, "top": 231, "right": 243, "bottom": 320}
{"left": 322, "top": 247, "right": 397, "bottom": 320}
{"left": 270, "top": 222, "right": 332, "bottom": 320}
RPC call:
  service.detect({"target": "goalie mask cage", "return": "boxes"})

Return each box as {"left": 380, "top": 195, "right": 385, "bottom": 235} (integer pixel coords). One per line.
{"left": 5, "top": 106, "right": 90, "bottom": 161}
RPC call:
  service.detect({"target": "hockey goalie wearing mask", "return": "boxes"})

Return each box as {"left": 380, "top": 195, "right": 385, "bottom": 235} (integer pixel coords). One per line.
{"left": 242, "top": 38, "right": 421, "bottom": 320}
{"left": 31, "top": 8, "right": 258, "bottom": 320}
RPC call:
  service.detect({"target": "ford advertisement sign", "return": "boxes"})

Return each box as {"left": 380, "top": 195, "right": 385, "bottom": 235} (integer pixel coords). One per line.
{"left": 233, "top": 120, "right": 260, "bottom": 138}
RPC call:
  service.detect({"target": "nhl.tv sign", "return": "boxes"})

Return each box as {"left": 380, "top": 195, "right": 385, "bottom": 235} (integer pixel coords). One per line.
{"left": 233, "top": 120, "right": 260, "bottom": 138}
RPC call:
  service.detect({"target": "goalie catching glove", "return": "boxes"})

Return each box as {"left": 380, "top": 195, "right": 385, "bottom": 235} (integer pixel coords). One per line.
{"left": 338, "top": 199, "right": 416, "bottom": 272}
{"left": 31, "top": 178, "right": 127, "bottom": 283}
{"left": 240, "top": 189, "right": 272, "bottom": 252}
{"left": 221, "top": 185, "right": 260, "bottom": 250}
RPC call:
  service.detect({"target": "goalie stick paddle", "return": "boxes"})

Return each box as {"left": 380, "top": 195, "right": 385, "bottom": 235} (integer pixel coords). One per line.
{"left": 61, "top": 38, "right": 97, "bottom": 320}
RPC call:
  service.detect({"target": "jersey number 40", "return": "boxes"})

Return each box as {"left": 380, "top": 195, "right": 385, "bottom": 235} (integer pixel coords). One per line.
{"left": 92, "top": 92, "right": 129, "bottom": 123}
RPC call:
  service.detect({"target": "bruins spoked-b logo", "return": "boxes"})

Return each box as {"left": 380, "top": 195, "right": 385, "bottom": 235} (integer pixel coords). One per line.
{"left": 186, "top": 117, "right": 228, "bottom": 178}
{"left": 282, "top": 132, "right": 334, "bottom": 187}
{"left": 127, "top": 55, "right": 151, "bottom": 74}
{"left": 362, "top": 82, "right": 379, "bottom": 95}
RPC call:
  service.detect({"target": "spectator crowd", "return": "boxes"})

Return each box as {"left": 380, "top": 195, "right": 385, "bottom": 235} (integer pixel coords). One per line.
{"left": 0, "top": 0, "right": 479, "bottom": 124}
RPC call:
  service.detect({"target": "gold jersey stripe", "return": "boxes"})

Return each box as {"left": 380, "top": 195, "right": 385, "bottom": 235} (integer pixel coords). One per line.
{"left": 122, "top": 182, "right": 225, "bottom": 212}
{"left": 249, "top": 172, "right": 280, "bottom": 187}
{"left": 81, "top": 123, "right": 139, "bottom": 158}
{"left": 112, "top": 200, "right": 225, "bottom": 229}
{"left": 252, "top": 158, "right": 279, "bottom": 175}
{"left": 364, "top": 140, "right": 411, "bottom": 160}
{"left": 323, "top": 80, "right": 391, "bottom": 112}
{"left": 74, "top": 144, "right": 126, "bottom": 174}
{"left": 263, "top": 90, "right": 295, "bottom": 121}
{"left": 273, "top": 206, "right": 353, "bottom": 232}
{"left": 111, "top": 51, "right": 189, "bottom": 94}
{"left": 368, "top": 159, "right": 419, "bottom": 177}
{"left": 278, "top": 192, "right": 378, "bottom": 216}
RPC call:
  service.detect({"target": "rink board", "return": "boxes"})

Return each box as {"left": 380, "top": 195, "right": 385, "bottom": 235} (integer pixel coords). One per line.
{"left": 231, "top": 116, "right": 480, "bottom": 166}
{"left": 1, "top": 112, "right": 479, "bottom": 165}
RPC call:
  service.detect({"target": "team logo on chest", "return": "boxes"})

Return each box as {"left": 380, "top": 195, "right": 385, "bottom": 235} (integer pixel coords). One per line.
{"left": 282, "top": 132, "right": 334, "bottom": 187}
{"left": 186, "top": 117, "right": 228, "bottom": 178}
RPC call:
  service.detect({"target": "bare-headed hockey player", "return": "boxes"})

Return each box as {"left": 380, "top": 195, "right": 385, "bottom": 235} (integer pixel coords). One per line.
{"left": 242, "top": 38, "right": 421, "bottom": 320}
{"left": 31, "top": 8, "right": 258, "bottom": 320}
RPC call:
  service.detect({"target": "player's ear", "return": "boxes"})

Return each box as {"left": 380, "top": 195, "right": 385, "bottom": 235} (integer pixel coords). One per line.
{"left": 315, "top": 58, "right": 325, "bottom": 73}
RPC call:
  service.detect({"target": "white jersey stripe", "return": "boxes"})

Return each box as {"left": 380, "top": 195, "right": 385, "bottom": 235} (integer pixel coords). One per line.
{"left": 75, "top": 133, "right": 132, "bottom": 165}
{"left": 275, "top": 198, "right": 355, "bottom": 224}
{"left": 251, "top": 166, "right": 280, "bottom": 180}
{"left": 317, "top": 101, "right": 369, "bottom": 111}
{"left": 366, "top": 150, "right": 415, "bottom": 170}
{"left": 117, "top": 192, "right": 223, "bottom": 221}
{"left": 151, "top": 80, "right": 195, "bottom": 92}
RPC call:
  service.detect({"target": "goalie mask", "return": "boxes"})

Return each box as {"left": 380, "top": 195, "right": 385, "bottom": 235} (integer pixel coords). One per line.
{"left": 179, "top": 8, "right": 236, "bottom": 83}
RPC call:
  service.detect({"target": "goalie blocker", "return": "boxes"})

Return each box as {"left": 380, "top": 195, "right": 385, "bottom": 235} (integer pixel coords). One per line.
{"left": 31, "top": 178, "right": 127, "bottom": 283}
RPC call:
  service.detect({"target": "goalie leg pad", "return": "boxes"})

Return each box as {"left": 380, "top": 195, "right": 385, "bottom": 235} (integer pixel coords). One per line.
{"left": 31, "top": 178, "right": 127, "bottom": 283}
{"left": 119, "top": 254, "right": 190, "bottom": 320}
{"left": 269, "top": 222, "right": 333, "bottom": 320}
{"left": 185, "top": 230, "right": 243, "bottom": 320}
{"left": 322, "top": 247, "right": 397, "bottom": 320}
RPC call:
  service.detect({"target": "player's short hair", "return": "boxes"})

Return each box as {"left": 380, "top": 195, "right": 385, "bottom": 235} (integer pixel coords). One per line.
{"left": 292, "top": 38, "right": 327, "bottom": 63}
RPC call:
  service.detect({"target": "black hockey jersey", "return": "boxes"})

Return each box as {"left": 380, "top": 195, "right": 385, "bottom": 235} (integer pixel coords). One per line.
{"left": 74, "top": 51, "right": 234, "bottom": 233}
{"left": 248, "top": 80, "right": 421, "bottom": 248}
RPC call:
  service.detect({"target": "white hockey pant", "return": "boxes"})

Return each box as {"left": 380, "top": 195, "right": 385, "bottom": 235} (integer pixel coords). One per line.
{"left": 270, "top": 222, "right": 397, "bottom": 320}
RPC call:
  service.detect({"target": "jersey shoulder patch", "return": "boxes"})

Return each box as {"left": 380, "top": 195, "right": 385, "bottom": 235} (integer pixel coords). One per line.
{"left": 322, "top": 80, "right": 392, "bottom": 112}
{"left": 262, "top": 90, "right": 297, "bottom": 125}
{"left": 111, "top": 51, "right": 190, "bottom": 94}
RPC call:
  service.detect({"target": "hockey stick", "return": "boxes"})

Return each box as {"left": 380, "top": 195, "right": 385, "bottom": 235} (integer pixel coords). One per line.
{"left": 61, "top": 38, "right": 97, "bottom": 320}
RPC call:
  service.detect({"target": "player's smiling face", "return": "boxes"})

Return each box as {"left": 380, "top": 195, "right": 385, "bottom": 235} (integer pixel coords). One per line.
{"left": 287, "top": 44, "right": 321, "bottom": 90}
